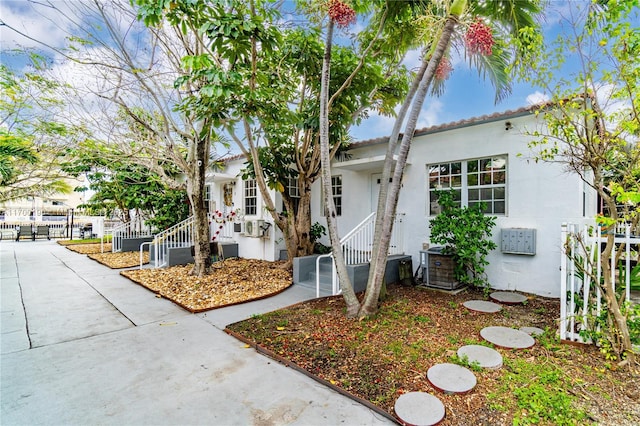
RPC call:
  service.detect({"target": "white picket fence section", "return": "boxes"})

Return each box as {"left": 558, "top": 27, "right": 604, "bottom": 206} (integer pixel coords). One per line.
{"left": 560, "top": 222, "right": 639, "bottom": 343}
{"left": 316, "top": 212, "right": 405, "bottom": 297}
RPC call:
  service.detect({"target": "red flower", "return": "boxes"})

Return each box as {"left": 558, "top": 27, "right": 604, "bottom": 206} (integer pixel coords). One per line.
{"left": 435, "top": 57, "right": 453, "bottom": 81}
{"left": 327, "top": 0, "right": 356, "bottom": 28}
{"left": 465, "top": 18, "right": 494, "bottom": 56}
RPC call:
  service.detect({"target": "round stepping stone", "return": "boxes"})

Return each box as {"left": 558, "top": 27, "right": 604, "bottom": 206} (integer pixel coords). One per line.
{"left": 463, "top": 300, "right": 502, "bottom": 313}
{"left": 457, "top": 345, "right": 503, "bottom": 369}
{"left": 490, "top": 291, "right": 527, "bottom": 305}
{"left": 520, "top": 326, "right": 545, "bottom": 337}
{"left": 427, "top": 363, "right": 477, "bottom": 394}
{"left": 480, "top": 326, "right": 535, "bottom": 349}
{"left": 394, "top": 392, "right": 445, "bottom": 426}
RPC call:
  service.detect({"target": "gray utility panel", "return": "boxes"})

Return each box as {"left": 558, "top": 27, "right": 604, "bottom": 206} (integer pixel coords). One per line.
{"left": 500, "top": 228, "right": 536, "bottom": 255}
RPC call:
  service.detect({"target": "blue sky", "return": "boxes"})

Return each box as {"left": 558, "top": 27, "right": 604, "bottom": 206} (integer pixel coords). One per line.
{"left": 0, "top": 0, "right": 574, "bottom": 143}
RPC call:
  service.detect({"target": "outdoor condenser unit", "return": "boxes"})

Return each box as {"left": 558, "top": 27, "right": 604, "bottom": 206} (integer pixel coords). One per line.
{"left": 244, "top": 219, "right": 263, "bottom": 237}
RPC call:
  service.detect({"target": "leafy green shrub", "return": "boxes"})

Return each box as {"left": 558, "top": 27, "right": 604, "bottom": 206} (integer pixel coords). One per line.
{"left": 429, "top": 189, "right": 497, "bottom": 290}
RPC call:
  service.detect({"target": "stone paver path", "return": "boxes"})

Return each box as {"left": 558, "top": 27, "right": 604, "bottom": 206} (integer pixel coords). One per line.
{"left": 490, "top": 291, "right": 528, "bottom": 305}
{"left": 463, "top": 300, "right": 502, "bottom": 313}
{"left": 394, "top": 392, "right": 445, "bottom": 426}
{"left": 427, "top": 363, "right": 477, "bottom": 394}
{"left": 520, "top": 326, "right": 545, "bottom": 336}
{"left": 480, "top": 326, "right": 535, "bottom": 349}
{"left": 457, "top": 345, "right": 503, "bottom": 369}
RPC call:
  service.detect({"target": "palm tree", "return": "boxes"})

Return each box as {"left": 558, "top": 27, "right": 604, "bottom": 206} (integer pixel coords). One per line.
{"left": 320, "top": 0, "right": 542, "bottom": 318}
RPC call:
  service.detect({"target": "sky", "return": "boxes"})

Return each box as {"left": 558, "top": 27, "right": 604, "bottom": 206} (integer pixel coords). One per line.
{"left": 0, "top": 0, "right": 577, "bottom": 143}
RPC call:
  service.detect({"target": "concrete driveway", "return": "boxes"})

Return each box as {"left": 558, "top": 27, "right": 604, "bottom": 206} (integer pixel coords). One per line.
{"left": 1, "top": 239, "right": 394, "bottom": 425}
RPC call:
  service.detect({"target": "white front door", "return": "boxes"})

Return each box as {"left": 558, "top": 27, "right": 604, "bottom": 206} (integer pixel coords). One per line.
{"left": 371, "top": 173, "right": 392, "bottom": 211}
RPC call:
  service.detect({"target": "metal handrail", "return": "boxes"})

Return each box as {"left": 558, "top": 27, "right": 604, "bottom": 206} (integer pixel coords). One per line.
{"left": 315, "top": 212, "right": 405, "bottom": 297}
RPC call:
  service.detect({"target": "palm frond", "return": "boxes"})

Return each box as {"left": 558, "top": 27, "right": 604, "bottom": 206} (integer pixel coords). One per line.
{"left": 469, "top": 0, "right": 541, "bottom": 36}
{"left": 464, "top": 37, "right": 513, "bottom": 104}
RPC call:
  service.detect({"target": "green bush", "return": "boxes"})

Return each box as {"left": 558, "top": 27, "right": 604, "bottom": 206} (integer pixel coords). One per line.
{"left": 429, "top": 189, "right": 497, "bottom": 290}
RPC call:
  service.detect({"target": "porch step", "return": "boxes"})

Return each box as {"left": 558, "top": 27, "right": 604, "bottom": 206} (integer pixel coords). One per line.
{"left": 295, "top": 278, "right": 334, "bottom": 297}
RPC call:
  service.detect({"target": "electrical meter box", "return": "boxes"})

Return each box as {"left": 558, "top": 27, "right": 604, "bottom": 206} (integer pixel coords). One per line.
{"left": 500, "top": 228, "right": 536, "bottom": 255}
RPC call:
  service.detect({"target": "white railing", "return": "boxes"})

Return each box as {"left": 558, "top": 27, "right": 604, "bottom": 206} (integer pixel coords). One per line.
{"left": 149, "top": 213, "right": 235, "bottom": 268}
{"left": 560, "top": 222, "right": 639, "bottom": 343}
{"left": 150, "top": 216, "right": 196, "bottom": 268}
{"left": 112, "top": 219, "right": 153, "bottom": 253}
{"left": 316, "top": 212, "right": 405, "bottom": 297}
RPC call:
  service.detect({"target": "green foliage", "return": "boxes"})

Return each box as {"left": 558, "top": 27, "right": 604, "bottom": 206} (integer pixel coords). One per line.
{"left": 450, "top": 353, "right": 482, "bottom": 372}
{"left": 62, "top": 140, "right": 189, "bottom": 228}
{"left": 488, "top": 357, "right": 589, "bottom": 425}
{"left": 0, "top": 62, "right": 79, "bottom": 202}
{"left": 429, "top": 189, "right": 497, "bottom": 290}
{"left": 310, "top": 222, "right": 326, "bottom": 243}
{"left": 310, "top": 221, "right": 331, "bottom": 254}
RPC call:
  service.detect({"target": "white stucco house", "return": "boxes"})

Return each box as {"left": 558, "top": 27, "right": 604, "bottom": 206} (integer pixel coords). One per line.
{"left": 208, "top": 105, "right": 597, "bottom": 298}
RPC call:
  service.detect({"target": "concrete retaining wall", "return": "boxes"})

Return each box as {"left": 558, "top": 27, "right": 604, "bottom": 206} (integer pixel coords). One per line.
{"left": 122, "top": 237, "right": 154, "bottom": 252}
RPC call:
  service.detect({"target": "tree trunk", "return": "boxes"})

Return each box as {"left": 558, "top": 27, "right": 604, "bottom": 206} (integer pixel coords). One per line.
{"left": 597, "top": 184, "right": 635, "bottom": 365}
{"left": 361, "top": 55, "right": 430, "bottom": 316}
{"left": 188, "top": 133, "right": 211, "bottom": 277}
{"left": 319, "top": 19, "right": 360, "bottom": 317}
{"left": 360, "top": 15, "right": 460, "bottom": 317}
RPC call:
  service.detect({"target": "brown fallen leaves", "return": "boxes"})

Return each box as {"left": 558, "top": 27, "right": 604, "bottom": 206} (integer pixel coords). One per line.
{"left": 227, "top": 285, "right": 640, "bottom": 426}
{"left": 64, "top": 242, "right": 113, "bottom": 254}
{"left": 121, "top": 259, "right": 292, "bottom": 312}
{"left": 89, "top": 251, "right": 149, "bottom": 269}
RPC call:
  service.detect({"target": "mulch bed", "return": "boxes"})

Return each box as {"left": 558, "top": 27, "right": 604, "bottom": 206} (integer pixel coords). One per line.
{"left": 121, "top": 259, "right": 292, "bottom": 312}
{"left": 88, "top": 251, "right": 149, "bottom": 269}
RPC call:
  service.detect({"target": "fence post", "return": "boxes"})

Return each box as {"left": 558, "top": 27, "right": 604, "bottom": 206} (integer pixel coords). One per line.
{"left": 560, "top": 223, "right": 568, "bottom": 341}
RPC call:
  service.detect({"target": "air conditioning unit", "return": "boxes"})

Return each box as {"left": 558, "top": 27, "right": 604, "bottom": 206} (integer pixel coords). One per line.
{"left": 244, "top": 219, "right": 262, "bottom": 237}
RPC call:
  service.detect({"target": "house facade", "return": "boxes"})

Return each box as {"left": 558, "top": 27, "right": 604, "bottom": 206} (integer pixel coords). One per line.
{"left": 210, "top": 106, "right": 596, "bottom": 298}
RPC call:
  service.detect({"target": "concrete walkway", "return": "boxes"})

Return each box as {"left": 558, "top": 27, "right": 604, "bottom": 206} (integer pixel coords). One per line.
{"left": 1, "top": 239, "right": 394, "bottom": 425}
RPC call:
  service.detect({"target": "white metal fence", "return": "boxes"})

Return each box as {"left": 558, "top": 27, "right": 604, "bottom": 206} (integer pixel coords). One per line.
{"left": 560, "top": 223, "right": 639, "bottom": 343}
{"left": 112, "top": 219, "right": 153, "bottom": 253}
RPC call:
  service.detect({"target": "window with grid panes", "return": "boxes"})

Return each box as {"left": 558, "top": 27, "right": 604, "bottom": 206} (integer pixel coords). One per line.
{"left": 244, "top": 179, "right": 257, "bottom": 216}
{"left": 428, "top": 156, "right": 506, "bottom": 215}
{"left": 332, "top": 175, "right": 342, "bottom": 216}
{"left": 282, "top": 177, "right": 301, "bottom": 215}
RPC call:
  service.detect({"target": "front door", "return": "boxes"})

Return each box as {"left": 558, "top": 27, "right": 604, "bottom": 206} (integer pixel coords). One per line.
{"left": 371, "top": 173, "right": 392, "bottom": 211}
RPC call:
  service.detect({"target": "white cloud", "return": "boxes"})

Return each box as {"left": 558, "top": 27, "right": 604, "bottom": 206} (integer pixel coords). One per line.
{"left": 526, "top": 91, "right": 550, "bottom": 106}
{"left": 0, "top": 0, "right": 76, "bottom": 51}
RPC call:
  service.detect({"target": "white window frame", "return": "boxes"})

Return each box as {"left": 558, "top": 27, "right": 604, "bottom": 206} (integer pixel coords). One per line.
{"left": 244, "top": 179, "right": 257, "bottom": 216}
{"left": 428, "top": 155, "right": 507, "bottom": 216}
{"left": 332, "top": 175, "right": 342, "bottom": 217}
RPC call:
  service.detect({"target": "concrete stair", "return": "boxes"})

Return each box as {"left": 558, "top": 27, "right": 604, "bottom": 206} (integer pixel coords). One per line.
{"left": 295, "top": 256, "right": 335, "bottom": 297}
{"left": 293, "top": 254, "right": 413, "bottom": 297}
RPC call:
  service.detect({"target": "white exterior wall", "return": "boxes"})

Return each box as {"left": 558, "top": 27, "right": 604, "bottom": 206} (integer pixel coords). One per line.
{"left": 206, "top": 162, "right": 285, "bottom": 262}
{"left": 323, "top": 112, "right": 596, "bottom": 298}
{"left": 217, "top": 110, "right": 598, "bottom": 297}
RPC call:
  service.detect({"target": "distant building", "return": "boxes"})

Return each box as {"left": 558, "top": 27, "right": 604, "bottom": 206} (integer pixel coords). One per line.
{"left": 0, "top": 176, "right": 87, "bottom": 223}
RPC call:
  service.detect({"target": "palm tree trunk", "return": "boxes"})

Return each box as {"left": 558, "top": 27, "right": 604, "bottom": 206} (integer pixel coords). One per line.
{"left": 363, "top": 55, "right": 429, "bottom": 311}
{"left": 319, "top": 19, "right": 360, "bottom": 317}
{"left": 360, "top": 14, "right": 460, "bottom": 317}
{"left": 188, "top": 132, "right": 212, "bottom": 277}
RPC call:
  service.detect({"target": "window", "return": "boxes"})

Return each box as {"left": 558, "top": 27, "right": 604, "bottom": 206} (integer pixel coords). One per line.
{"left": 332, "top": 175, "right": 342, "bottom": 216}
{"left": 281, "top": 177, "right": 301, "bottom": 215}
{"left": 204, "top": 185, "right": 211, "bottom": 212}
{"left": 320, "top": 175, "right": 342, "bottom": 216}
{"left": 244, "top": 179, "right": 257, "bottom": 216}
{"left": 428, "top": 156, "right": 507, "bottom": 215}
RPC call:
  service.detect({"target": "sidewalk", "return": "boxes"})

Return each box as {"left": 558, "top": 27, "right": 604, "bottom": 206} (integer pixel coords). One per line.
{"left": 1, "top": 239, "right": 394, "bottom": 425}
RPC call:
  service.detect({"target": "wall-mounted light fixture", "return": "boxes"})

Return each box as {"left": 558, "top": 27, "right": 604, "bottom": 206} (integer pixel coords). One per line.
{"left": 505, "top": 121, "right": 513, "bottom": 131}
